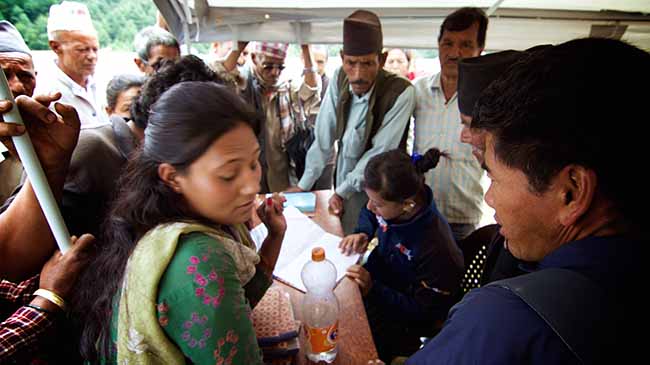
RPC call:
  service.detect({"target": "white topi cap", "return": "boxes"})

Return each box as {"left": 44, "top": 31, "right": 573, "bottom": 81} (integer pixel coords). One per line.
{"left": 47, "top": 1, "right": 97, "bottom": 40}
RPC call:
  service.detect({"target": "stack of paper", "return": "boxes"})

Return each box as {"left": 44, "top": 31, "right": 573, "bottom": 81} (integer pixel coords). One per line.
{"left": 251, "top": 206, "right": 360, "bottom": 292}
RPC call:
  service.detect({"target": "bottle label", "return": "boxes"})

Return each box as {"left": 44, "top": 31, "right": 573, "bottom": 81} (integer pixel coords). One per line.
{"left": 305, "top": 320, "right": 338, "bottom": 353}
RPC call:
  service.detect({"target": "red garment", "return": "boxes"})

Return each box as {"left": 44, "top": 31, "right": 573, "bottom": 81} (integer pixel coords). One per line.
{"left": 0, "top": 276, "right": 54, "bottom": 362}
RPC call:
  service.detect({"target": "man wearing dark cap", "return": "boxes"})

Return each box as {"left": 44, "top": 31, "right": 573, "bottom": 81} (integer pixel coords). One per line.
{"left": 0, "top": 20, "right": 35, "bottom": 202}
{"left": 291, "top": 9, "right": 415, "bottom": 234}
{"left": 413, "top": 7, "right": 488, "bottom": 241}
{"left": 457, "top": 45, "right": 550, "bottom": 164}
{"left": 452, "top": 50, "right": 535, "bottom": 297}
{"left": 457, "top": 50, "right": 522, "bottom": 164}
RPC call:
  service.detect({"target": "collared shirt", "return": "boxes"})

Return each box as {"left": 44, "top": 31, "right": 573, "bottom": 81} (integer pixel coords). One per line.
{"left": 407, "top": 234, "right": 639, "bottom": 364}
{"left": 0, "top": 276, "right": 55, "bottom": 362}
{"left": 299, "top": 67, "right": 416, "bottom": 199}
{"left": 35, "top": 60, "right": 109, "bottom": 129}
{"left": 413, "top": 73, "right": 484, "bottom": 224}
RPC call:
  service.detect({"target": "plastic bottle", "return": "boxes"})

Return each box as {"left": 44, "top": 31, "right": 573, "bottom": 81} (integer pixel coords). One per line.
{"left": 301, "top": 247, "right": 340, "bottom": 363}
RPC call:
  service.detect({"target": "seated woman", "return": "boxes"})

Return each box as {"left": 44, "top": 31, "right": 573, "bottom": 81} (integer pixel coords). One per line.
{"left": 75, "top": 82, "right": 286, "bottom": 364}
{"left": 340, "top": 149, "right": 464, "bottom": 363}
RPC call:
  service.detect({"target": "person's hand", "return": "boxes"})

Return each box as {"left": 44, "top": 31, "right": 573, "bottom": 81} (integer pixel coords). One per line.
{"left": 38, "top": 234, "right": 95, "bottom": 300}
{"left": 328, "top": 193, "right": 344, "bottom": 216}
{"left": 346, "top": 264, "right": 372, "bottom": 296}
{"left": 285, "top": 186, "right": 305, "bottom": 193}
{"left": 257, "top": 193, "right": 287, "bottom": 238}
{"left": 0, "top": 101, "right": 27, "bottom": 138}
{"left": 0, "top": 93, "right": 81, "bottom": 174}
{"left": 236, "top": 41, "right": 249, "bottom": 52}
{"left": 339, "top": 233, "right": 369, "bottom": 256}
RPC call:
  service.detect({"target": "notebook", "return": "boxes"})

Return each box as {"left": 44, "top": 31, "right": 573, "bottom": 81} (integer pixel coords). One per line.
{"left": 281, "top": 192, "right": 316, "bottom": 213}
{"left": 250, "top": 206, "right": 361, "bottom": 292}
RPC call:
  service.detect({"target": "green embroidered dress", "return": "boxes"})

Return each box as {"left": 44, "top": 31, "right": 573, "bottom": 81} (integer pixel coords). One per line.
{"left": 105, "top": 222, "right": 272, "bottom": 365}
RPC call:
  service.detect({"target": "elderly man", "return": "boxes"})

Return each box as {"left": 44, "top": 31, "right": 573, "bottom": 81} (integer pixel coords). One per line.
{"left": 292, "top": 10, "right": 415, "bottom": 234}
{"left": 35, "top": 1, "right": 107, "bottom": 129}
{"left": 133, "top": 25, "right": 180, "bottom": 75}
{"left": 407, "top": 38, "right": 647, "bottom": 365}
{"left": 413, "top": 7, "right": 488, "bottom": 241}
{"left": 0, "top": 21, "right": 35, "bottom": 202}
{"left": 213, "top": 41, "right": 320, "bottom": 193}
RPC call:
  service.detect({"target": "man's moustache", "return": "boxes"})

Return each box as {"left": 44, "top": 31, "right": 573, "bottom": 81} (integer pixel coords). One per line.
{"left": 351, "top": 80, "right": 368, "bottom": 85}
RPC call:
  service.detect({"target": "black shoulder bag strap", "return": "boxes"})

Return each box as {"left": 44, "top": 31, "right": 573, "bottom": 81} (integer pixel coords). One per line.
{"left": 489, "top": 268, "right": 607, "bottom": 364}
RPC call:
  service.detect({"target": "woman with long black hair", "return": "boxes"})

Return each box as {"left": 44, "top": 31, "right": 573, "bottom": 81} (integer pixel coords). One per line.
{"left": 75, "top": 81, "right": 286, "bottom": 364}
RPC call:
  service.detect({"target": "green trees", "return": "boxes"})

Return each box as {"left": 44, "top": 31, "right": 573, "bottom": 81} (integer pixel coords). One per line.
{"left": 0, "top": 0, "right": 156, "bottom": 50}
{"left": 0, "top": 0, "right": 57, "bottom": 50}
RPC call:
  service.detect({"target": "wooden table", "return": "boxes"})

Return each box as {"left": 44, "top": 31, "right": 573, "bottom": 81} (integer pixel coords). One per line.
{"left": 266, "top": 190, "right": 379, "bottom": 364}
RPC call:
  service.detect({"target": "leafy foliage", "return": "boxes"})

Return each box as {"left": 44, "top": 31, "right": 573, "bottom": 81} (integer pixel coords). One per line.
{"left": 0, "top": 0, "right": 157, "bottom": 51}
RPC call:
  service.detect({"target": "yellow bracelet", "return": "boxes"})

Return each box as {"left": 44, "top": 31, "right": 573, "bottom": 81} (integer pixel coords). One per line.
{"left": 34, "top": 289, "right": 66, "bottom": 311}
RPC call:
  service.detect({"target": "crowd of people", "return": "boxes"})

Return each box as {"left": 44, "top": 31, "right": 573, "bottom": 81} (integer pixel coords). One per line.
{"left": 1, "top": 1, "right": 645, "bottom": 364}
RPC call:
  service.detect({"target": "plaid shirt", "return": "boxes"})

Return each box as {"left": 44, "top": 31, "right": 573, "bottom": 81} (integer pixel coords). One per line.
{"left": 1, "top": 275, "right": 55, "bottom": 362}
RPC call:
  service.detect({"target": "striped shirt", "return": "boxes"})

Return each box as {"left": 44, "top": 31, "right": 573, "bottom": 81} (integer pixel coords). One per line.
{"left": 0, "top": 276, "right": 54, "bottom": 363}
{"left": 413, "top": 73, "right": 484, "bottom": 225}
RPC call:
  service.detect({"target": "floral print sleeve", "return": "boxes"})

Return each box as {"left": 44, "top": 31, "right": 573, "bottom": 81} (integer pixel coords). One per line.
{"left": 157, "top": 232, "right": 263, "bottom": 365}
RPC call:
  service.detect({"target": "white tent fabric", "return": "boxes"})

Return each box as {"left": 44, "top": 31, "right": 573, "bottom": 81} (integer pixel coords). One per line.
{"left": 154, "top": 0, "right": 650, "bottom": 51}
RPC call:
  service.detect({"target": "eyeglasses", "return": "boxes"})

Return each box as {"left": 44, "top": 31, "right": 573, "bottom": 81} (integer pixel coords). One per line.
{"left": 262, "top": 63, "right": 285, "bottom": 71}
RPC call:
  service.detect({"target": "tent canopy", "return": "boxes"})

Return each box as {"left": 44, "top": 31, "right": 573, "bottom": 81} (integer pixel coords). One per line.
{"left": 154, "top": 0, "right": 650, "bottom": 51}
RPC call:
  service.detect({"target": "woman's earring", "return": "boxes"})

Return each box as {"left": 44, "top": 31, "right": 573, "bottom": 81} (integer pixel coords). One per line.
{"left": 404, "top": 202, "right": 415, "bottom": 213}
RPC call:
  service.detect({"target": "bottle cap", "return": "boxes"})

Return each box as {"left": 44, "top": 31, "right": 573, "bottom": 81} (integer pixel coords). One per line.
{"left": 311, "top": 247, "right": 325, "bottom": 261}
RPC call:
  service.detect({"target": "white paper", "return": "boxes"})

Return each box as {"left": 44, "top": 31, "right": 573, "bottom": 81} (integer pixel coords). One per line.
{"left": 251, "top": 206, "right": 360, "bottom": 292}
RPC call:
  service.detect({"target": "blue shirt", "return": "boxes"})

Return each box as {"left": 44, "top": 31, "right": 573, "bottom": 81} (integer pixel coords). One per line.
{"left": 407, "top": 235, "right": 640, "bottom": 365}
